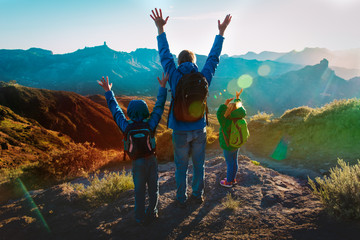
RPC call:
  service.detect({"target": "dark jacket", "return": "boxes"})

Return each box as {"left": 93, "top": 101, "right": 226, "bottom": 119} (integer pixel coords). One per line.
{"left": 105, "top": 87, "right": 167, "bottom": 132}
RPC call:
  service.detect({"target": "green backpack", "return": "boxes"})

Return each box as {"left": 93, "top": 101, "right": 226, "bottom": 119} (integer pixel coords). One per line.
{"left": 222, "top": 118, "right": 250, "bottom": 148}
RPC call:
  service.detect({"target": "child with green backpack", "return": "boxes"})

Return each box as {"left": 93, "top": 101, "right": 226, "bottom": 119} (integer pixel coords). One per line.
{"left": 216, "top": 89, "right": 249, "bottom": 187}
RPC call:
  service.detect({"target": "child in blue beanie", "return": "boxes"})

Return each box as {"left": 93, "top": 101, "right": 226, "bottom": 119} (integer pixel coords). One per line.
{"left": 98, "top": 73, "right": 168, "bottom": 224}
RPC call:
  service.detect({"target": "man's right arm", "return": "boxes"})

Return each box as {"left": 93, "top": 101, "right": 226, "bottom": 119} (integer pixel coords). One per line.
{"left": 151, "top": 8, "right": 177, "bottom": 85}
{"left": 157, "top": 33, "right": 177, "bottom": 79}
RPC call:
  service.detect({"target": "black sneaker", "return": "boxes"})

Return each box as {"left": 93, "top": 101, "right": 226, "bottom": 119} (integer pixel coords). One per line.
{"left": 189, "top": 195, "right": 204, "bottom": 204}
{"left": 175, "top": 199, "right": 187, "bottom": 209}
{"left": 144, "top": 212, "right": 158, "bottom": 225}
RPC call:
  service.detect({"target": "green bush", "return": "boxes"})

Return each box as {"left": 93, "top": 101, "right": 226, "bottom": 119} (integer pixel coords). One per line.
{"left": 71, "top": 170, "right": 134, "bottom": 206}
{"left": 308, "top": 159, "right": 360, "bottom": 219}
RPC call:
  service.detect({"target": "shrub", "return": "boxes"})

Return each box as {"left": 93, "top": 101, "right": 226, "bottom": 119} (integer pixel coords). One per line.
{"left": 71, "top": 170, "right": 134, "bottom": 206}
{"left": 39, "top": 142, "right": 105, "bottom": 179}
{"left": 308, "top": 159, "right": 360, "bottom": 219}
{"left": 222, "top": 192, "right": 241, "bottom": 210}
{"left": 155, "top": 129, "right": 173, "bottom": 162}
{"left": 206, "top": 126, "right": 219, "bottom": 145}
{"left": 250, "top": 112, "right": 273, "bottom": 122}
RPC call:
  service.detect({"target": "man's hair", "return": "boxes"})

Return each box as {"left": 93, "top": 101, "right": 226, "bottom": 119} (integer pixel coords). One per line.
{"left": 178, "top": 50, "right": 196, "bottom": 65}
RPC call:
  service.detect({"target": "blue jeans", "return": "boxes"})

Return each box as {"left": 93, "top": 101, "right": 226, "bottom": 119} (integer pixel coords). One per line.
{"left": 172, "top": 128, "right": 206, "bottom": 203}
{"left": 132, "top": 155, "right": 158, "bottom": 223}
{"left": 223, "top": 148, "right": 239, "bottom": 182}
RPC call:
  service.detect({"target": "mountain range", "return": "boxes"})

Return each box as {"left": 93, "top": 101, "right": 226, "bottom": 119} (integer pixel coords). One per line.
{"left": 1, "top": 44, "right": 359, "bottom": 116}
{"left": 236, "top": 47, "right": 360, "bottom": 80}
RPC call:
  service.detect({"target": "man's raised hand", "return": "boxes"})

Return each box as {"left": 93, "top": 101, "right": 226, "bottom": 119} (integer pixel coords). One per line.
{"left": 218, "top": 14, "right": 232, "bottom": 36}
{"left": 97, "top": 76, "right": 112, "bottom": 92}
{"left": 157, "top": 72, "right": 169, "bottom": 88}
{"left": 150, "top": 8, "right": 169, "bottom": 35}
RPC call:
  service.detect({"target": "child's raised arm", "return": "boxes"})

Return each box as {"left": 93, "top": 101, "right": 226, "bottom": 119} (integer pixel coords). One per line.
{"left": 99, "top": 76, "right": 128, "bottom": 132}
{"left": 157, "top": 72, "right": 169, "bottom": 88}
{"left": 97, "top": 76, "right": 113, "bottom": 92}
{"left": 148, "top": 72, "right": 168, "bottom": 131}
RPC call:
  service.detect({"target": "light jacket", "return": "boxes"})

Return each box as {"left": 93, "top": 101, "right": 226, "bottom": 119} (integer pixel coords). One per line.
{"left": 105, "top": 87, "right": 167, "bottom": 133}
{"left": 217, "top": 99, "right": 247, "bottom": 151}
{"left": 157, "top": 32, "right": 224, "bottom": 131}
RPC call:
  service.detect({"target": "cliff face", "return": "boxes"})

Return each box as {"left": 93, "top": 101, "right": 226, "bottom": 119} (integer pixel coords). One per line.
{"left": 1, "top": 151, "right": 359, "bottom": 239}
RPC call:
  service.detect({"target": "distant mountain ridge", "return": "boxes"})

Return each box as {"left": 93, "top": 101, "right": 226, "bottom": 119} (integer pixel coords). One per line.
{"left": 0, "top": 44, "right": 301, "bottom": 96}
{"left": 241, "top": 59, "right": 360, "bottom": 115}
{"left": 235, "top": 47, "right": 360, "bottom": 79}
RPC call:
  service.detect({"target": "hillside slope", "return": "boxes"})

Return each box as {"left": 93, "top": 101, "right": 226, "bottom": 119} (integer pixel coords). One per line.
{"left": 1, "top": 152, "right": 359, "bottom": 239}
{"left": 0, "top": 105, "right": 73, "bottom": 169}
{"left": 245, "top": 98, "right": 360, "bottom": 171}
{"left": 0, "top": 82, "right": 122, "bottom": 149}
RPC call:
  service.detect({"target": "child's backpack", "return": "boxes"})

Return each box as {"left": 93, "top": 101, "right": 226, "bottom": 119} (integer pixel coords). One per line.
{"left": 168, "top": 72, "right": 209, "bottom": 126}
{"left": 222, "top": 118, "right": 250, "bottom": 148}
{"left": 123, "top": 119, "right": 156, "bottom": 160}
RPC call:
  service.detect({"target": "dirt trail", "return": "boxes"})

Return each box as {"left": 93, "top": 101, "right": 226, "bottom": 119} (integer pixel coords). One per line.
{"left": 1, "top": 150, "right": 360, "bottom": 240}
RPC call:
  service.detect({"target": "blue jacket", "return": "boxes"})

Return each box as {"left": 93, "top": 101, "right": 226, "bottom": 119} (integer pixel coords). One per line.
{"left": 105, "top": 87, "right": 167, "bottom": 133}
{"left": 157, "top": 32, "right": 225, "bottom": 131}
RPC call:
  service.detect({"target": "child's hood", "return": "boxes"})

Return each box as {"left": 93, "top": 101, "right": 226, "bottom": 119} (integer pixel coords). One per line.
{"left": 127, "top": 100, "right": 150, "bottom": 122}
{"left": 178, "top": 62, "right": 199, "bottom": 74}
{"left": 229, "top": 102, "right": 246, "bottom": 119}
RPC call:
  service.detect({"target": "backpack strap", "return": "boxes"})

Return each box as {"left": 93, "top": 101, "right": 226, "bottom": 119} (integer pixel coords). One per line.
{"left": 123, "top": 120, "right": 134, "bottom": 161}
{"left": 205, "top": 104, "right": 209, "bottom": 126}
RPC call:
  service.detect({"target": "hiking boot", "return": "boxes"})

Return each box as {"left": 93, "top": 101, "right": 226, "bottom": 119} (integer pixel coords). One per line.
{"left": 189, "top": 194, "right": 204, "bottom": 204}
{"left": 220, "top": 179, "right": 235, "bottom": 188}
{"left": 175, "top": 199, "right": 187, "bottom": 209}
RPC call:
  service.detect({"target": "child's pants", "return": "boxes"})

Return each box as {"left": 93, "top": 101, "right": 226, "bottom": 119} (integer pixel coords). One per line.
{"left": 132, "top": 155, "right": 158, "bottom": 223}
{"left": 223, "top": 148, "right": 239, "bottom": 182}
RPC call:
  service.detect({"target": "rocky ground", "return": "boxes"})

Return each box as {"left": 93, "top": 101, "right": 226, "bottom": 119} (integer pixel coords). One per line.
{"left": 1, "top": 149, "right": 360, "bottom": 240}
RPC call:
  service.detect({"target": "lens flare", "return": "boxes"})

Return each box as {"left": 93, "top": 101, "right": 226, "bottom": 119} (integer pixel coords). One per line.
{"left": 223, "top": 89, "right": 226, "bottom": 92}
{"left": 219, "top": 92, "right": 222, "bottom": 96}
{"left": 188, "top": 101, "right": 203, "bottom": 118}
{"left": 236, "top": 101, "right": 243, "bottom": 108}
{"left": 16, "top": 178, "right": 51, "bottom": 233}
{"left": 227, "top": 79, "right": 238, "bottom": 95}
{"left": 271, "top": 136, "right": 289, "bottom": 161}
{"left": 258, "top": 64, "right": 271, "bottom": 76}
{"left": 237, "top": 74, "right": 253, "bottom": 88}
{"left": 214, "top": 95, "right": 217, "bottom": 99}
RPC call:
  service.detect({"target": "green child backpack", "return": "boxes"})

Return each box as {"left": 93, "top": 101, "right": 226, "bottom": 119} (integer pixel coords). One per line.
{"left": 222, "top": 118, "right": 250, "bottom": 148}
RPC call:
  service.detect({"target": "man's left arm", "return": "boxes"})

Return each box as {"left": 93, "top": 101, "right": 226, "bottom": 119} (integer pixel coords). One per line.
{"left": 201, "top": 14, "right": 232, "bottom": 86}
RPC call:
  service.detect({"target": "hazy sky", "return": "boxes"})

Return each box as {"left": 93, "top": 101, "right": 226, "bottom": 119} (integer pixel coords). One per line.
{"left": 1, "top": 0, "right": 359, "bottom": 55}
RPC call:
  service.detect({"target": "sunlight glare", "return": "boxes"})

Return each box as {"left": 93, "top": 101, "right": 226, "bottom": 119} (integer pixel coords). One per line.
{"left": 237, "top": 74, "right": 253, "bottom": 89}
{"left": 258, "top": 64, "right": 271, "bottom": 77}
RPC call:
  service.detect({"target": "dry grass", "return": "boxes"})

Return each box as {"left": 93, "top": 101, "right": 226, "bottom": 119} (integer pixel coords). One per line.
{"left": 69, "top": 170, "right": 134, "bottom": 206}
{"left": 155, "top": 129, "right": 173, "bottom": 162}
{"left": 250, "top": 112, "right": 273, "bottom": 122}
{"left": 38, "top": 142, "right": 108, "bottom": 180}
{"left": 206, "top": 125, "right": 219, "bottom": 145}
{"left": 222, "top": 193, "right": 242, "bottom": 210}
{"left": 309, "top": 159, "right": 360, "bottom": 219}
